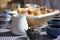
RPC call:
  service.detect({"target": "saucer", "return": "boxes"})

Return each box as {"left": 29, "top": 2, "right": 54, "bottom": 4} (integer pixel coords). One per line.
{"left": 0, "top": 28, "right": 10, "bottom": 33}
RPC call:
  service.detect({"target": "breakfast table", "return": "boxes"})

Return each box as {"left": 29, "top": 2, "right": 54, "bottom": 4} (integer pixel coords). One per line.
{"left": 0, "top": 25, "right": 60, "bottom": 40}
{"left": 0, "top": 29, "right": 27, "bottom": 40}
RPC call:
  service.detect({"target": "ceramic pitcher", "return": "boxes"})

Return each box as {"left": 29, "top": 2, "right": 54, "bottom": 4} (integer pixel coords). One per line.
{"left": 10, "top": 14, "right": 28, "bottom": 35}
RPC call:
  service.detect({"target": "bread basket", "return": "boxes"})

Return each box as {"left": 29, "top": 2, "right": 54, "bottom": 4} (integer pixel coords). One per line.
{"left": 26, "top": 10, "right": 59, "bottom": 27}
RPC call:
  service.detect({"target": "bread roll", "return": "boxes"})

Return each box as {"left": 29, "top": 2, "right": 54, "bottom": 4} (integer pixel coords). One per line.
{"left": 49, "top": 9, "right": 54, "bottom": 13}
{"left": 40, "top": 6, "right": 47, "bottom": 11}
{"left": 27, "top": 9, "right": 35, "bottom": 16}
{"left": 44, "top": 10, "right": 49, "bottom": 14}
{"left": 34, "top": 10, "right": 41, "bottom": 16}
{"left": 17, "top": 8, "right": 27, "bottom": 13}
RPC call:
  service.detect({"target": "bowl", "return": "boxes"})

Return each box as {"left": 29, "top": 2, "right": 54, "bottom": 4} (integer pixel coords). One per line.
{"left": 47, "top": 27, "right": 60, "bottom": 38}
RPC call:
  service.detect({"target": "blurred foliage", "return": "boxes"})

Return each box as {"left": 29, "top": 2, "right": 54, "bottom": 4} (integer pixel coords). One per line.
{"left": 8, "top": 0, "right": 24, "bottom": 7}
{"left": 13, "top": 0, "right": 24, "bottom": 7}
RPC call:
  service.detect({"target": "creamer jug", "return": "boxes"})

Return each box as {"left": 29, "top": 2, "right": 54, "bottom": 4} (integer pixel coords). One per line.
{"left": 10, "top": 14, "right": 28, "bottom": 35}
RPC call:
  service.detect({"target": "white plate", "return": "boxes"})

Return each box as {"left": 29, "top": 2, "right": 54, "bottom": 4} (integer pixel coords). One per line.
{"left": 0, "top": 28, "right": 10, "bottom": 33}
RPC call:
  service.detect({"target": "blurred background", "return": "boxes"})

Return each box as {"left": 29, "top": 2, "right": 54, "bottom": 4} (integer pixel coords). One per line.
{"left": 0, "top": 0, "right": 60, "bottom": 13}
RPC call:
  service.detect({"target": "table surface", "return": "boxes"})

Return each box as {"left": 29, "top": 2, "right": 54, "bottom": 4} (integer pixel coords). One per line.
{"left": 0, "top": 30, "right": 58, "bottom": 40}
{"left": 0, "top": 29, "right": 27, "bottom": 40}
{"left": 0, "top": 26, "right": 60, "bottom": 40}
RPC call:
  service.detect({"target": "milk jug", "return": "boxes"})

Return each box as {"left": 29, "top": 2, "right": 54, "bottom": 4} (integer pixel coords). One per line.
{"left": 10, "top": 14, "right": 28, "bottom": 35}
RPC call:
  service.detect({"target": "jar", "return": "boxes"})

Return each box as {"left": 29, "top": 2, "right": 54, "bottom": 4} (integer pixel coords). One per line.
{"left": 47, "top": 18, "right": 60, "bottom": 38}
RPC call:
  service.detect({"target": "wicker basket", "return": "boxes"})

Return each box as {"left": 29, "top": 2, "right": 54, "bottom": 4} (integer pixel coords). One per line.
{"left": 27, "top": 16, "right": 54, "bottom": 27}
{"left": 26, "top": 10, "right": 59, "bottom": 28}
